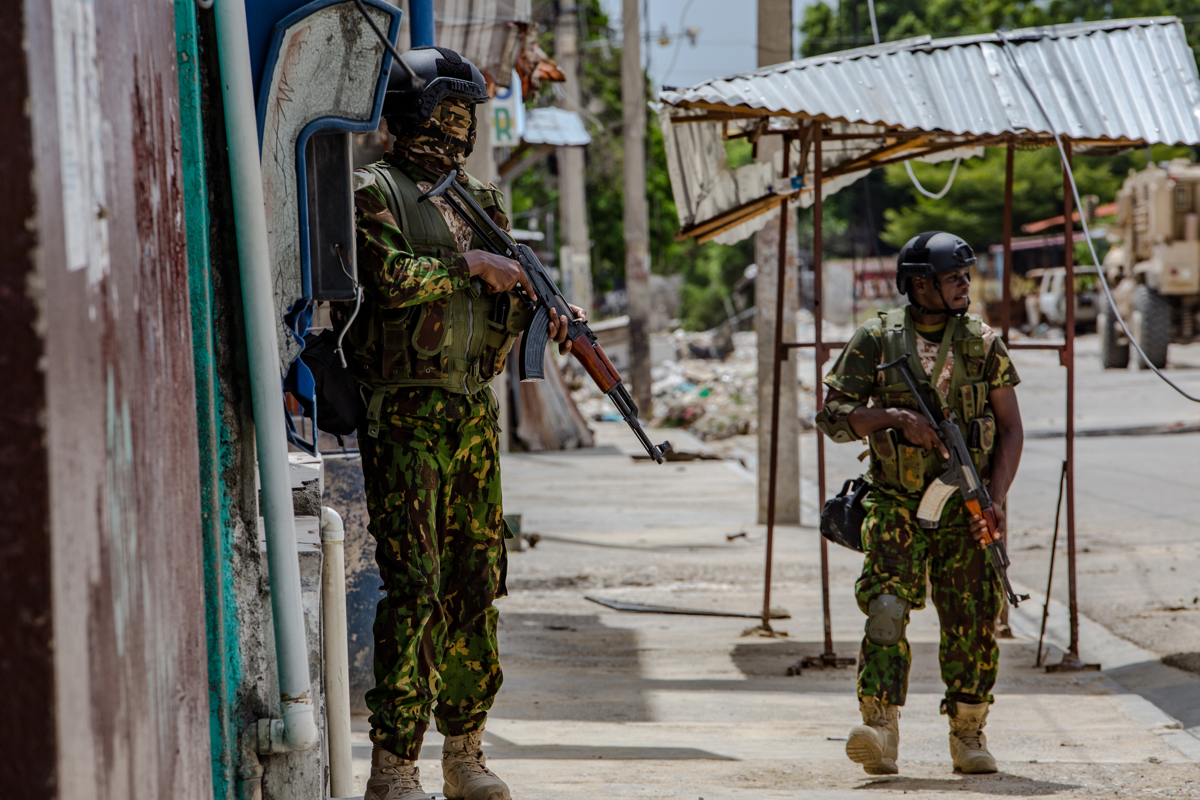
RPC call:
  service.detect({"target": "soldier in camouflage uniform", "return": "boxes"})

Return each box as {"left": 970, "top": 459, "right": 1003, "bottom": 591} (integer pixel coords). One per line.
{"left": 815, "top": 232, "right": 1024, "bottom": 776}
{"left": 351, "top": 47, "right": 582, "bottom": 800}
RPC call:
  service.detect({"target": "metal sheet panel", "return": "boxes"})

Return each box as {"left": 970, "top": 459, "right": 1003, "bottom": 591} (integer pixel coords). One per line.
{"left": 661, "top": 18, "right": 1200, "bottom": 146}
{"left": 658, "top": 17, "right": 1200, "bottom": 244}
{"left": 14, "top": 0, "right": 213, "bottom": 796}
{"left": 523, "top": 107, "right": 592, "bottom": 146}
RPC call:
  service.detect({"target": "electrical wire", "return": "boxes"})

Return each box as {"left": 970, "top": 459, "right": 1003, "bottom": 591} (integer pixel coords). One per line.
{"left": 905, "top": 157, "right": 962, "bottom": 199}
{"left": 660, "top": 0, "right": 697, "bottom": 88}
{"left": 350, "top": 0, "right": 424, "bottom": 90}
{"left": 866, "top": 0, "right": 880, "bottom": 45}
{"left": 997, "top": 29, "right": 1200, "bottom": 403}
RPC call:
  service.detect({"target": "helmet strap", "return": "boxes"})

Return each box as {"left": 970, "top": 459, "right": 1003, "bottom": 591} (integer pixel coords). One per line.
{"left": 933, "top": 274, "right": 969, "bottom": 318}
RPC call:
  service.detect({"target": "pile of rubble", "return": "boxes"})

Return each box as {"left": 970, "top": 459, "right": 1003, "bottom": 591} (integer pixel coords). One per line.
{"left": 571, "top": 310, "right": 860, "bottom": 442}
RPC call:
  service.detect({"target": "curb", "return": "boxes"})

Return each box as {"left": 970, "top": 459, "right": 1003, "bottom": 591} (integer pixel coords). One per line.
{"left": 1009, "top": 581, "right": 1200, "bottom": 762}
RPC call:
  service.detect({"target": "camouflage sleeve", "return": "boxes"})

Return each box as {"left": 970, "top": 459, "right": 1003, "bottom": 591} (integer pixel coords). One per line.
{"left": 823, "top": 319, "right": 883, "bottom": 401}
{"left": 986, "top": 335, "right": 1021, "bottom": 391}
{"left": 354, "top": 182, "right": 471, "bottom": 309}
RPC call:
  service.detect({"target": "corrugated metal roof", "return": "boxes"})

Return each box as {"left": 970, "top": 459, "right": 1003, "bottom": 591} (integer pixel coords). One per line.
{"left": 522, "top": 107, "right": 592, "bottom": 146}
{"left": 660, "top": 17, "right": 1200, "bottom": 146}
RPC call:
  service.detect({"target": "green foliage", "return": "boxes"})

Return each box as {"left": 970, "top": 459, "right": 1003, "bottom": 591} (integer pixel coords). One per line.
{"left": 881, "top": 144, "right": 1189, "bottom": 252}
{"left": 511, "top": 0, "right": 754, "bottom": 329}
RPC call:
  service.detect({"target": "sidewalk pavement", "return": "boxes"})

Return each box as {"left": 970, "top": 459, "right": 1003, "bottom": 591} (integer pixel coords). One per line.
{"left": 347, "top": 424, "right": 1200, "bottom": 799}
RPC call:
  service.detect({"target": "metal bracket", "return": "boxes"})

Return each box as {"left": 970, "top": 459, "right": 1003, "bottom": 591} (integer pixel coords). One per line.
{"left": 1045, "top": 651, "right": 1101, "bottom": 673}
{"left": 787, "top": 652, "right": 857, "bottom": 675}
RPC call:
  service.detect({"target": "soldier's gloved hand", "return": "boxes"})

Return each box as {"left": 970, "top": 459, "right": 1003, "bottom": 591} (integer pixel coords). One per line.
{"left": 464, "top": 250, "right": 536, "bottom": 299}
{"left": 547, "top": 304, "right": 587, "bottom": 355}
{"left": 968, "top": 504, "right": 1005, "bottom": 546}
{"left": 889, "top": 408, "right": 949, "bottom": 459}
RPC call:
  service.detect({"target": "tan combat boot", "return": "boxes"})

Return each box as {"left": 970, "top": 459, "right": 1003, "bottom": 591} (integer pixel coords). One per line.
{"left": 442, "top": 730, "right": 511, "bottom": 800}
{"left": 948, "top": 701, "right": 998, "bottom": 774}
{"left": 846, "top": 696, "right": 901, "bottom": 775}
{"left": 365, "top": 744, "right": 433, "bottom": 800}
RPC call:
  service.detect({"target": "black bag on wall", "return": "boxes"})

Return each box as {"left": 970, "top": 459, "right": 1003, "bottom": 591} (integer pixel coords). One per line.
{"left": 300, "top": 329, "right": 365, "bottom": 438}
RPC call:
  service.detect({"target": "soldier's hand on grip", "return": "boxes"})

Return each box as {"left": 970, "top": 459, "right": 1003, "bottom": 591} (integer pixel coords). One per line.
{"left": 464, "top": 250, "right": 536, "bottom": 298}
{"left": 890, "top": 408, "right": 950, "bottom": 459}
{"left": 968, "top": 504, "right": 1005, "bottom": 545}
{"left": 546, "top": 304, "right": 586, "bottom": 355}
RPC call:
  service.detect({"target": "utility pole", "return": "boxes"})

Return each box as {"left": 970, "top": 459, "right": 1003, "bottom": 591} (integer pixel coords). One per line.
{"left": 622, "top": 0, "right": 652, "bottom": 415}
{"left": 556, "top": 4, "right": 593, "bottom": 315}
{"left": 755, "top": 0, "right": 800, "bottom": 524}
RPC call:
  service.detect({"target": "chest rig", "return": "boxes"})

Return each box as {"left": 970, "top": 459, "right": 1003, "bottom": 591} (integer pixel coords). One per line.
{"left": 353, "top": 161, "right": 529, "bottom": 434}
{"left": 868, "top": 307, "right": 996, "bottom": 494}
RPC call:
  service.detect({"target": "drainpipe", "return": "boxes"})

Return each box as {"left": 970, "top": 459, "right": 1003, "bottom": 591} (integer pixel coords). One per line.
{"left": 213, "top": 0, "right": 319, "bottom": 755}
{"left": 320, "top": 507, "right": 353, "bottom": 797}
{"left": 410, "top": 0, "right": 435, "bottom": 47}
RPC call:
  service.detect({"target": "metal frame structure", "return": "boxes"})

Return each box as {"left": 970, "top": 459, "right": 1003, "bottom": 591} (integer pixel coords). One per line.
{"left": 659, "top": 18, "right": 1200, "bottom": 671}
{"left": 728, "top": 118, "right": 1096, "bottom": 669}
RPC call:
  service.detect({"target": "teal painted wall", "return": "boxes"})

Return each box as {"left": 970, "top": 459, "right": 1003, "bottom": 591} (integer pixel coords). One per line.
{"left": 176, "top": 2, "right": 241, "bottom": 797}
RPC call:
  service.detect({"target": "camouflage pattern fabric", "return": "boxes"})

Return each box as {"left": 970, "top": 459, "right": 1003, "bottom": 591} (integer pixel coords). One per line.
{"left": 855, "top": 491, "right": 1001, "bottom": 708}
{"left": 354, "top": 107, "right": 513, "bottom": 757}
{"left": 359, "top": 396, "right": 508, "bottom": 760}
{"left": 353, "top": 173, "right": 471, "bottom": 311}
{"left": 391, "top": 98, "right": 476, "bottom": 180}
{"left": 351, "top": 158, "right": 501, "bottom": 420}
{"left": 824, "top": 316, "right": 1020, "bottom": 405}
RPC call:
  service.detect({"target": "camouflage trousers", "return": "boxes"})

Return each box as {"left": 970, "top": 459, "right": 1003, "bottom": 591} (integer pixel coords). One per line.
{"left": 359, "top": 404, "right": 507, "bottom": 760}
{"left": 855, "top": 490, "right": 1001, "bottom": 708}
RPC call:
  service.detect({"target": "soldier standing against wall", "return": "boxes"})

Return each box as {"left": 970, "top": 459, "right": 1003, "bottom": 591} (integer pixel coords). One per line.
{"left": 348, "top": 47, "right": 581, "bottom": 800}
{"left": 815, "top": 232, "right": 1024, "bottom": 776}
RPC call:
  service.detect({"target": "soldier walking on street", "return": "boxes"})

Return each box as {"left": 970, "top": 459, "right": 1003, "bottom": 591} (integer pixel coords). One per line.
{"left": 348, "top": 47, "right": 581, "bottom": 800}
{"left": 815, "top": 231, "right": 1025, "bottom": 775}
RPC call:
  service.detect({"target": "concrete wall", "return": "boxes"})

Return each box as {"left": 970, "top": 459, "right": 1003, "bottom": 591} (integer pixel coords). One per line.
{"left": 2, "top": 0, "right": 214, "bottom": 797}
{"left": 188, "top": 6, "right": 333, "bottom": 797}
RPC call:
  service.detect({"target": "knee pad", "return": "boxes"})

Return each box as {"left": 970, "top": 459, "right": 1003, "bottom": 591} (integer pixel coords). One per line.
{"left": 865, "top": 594, "right": 910, "bottom": 646}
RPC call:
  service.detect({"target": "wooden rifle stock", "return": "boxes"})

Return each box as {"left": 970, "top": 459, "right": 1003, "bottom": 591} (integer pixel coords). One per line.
{"left": 568, "top": 334, "right": 621, "bottom": 394}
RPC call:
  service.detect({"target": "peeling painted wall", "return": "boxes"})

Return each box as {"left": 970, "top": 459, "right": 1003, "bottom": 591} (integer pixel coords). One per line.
{"left": 5, "top": 0, "right": 214, "bottom": 797}
{"left": 189, "top": 5, "right": 333, "bottom": 797}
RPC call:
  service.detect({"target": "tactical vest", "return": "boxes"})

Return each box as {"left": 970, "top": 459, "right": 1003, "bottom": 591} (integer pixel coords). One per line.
{"left": 353, "top": 161, "right": 529, "bottom": 433}
{"left": 867, "top": 307, "right": 997, "bottom": 494}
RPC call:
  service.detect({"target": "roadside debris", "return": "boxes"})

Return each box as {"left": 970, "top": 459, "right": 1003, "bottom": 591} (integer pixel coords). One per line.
{"left": 571, "top": 310, "right": 858, "bottom": 441}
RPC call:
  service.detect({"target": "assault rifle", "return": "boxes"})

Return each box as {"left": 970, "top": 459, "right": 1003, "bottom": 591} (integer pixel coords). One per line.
{"left": 876, "top": 355, "right": 1029, "bottom": 607}
{"left": 419, "top": 170, "right": 671, "bottom": 464}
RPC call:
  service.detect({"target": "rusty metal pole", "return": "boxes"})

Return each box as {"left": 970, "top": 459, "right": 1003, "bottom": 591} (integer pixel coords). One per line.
{"left": 1062, "top": 140, "right": 1080, "bottom": 658}
{"left": 1002, "top": 140, "right": 1014, "bottom": 343}
{"left": 812, "top": 126, "right": 836, "bottom": 658}
{"left": 761, "top": 135, "right": 793, "bottom": 629}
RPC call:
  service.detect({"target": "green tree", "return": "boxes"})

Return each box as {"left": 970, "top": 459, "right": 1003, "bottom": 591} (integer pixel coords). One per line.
{"left": 511, "top": 0, "right": 753, "bottom": 330}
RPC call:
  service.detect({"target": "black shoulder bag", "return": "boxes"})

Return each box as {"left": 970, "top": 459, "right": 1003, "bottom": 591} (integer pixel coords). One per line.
{"left": 820, "top": 476, "right": 868, "bottom": 553}
{"left": 300, "top": 329, "right": 366, "bottom": 439}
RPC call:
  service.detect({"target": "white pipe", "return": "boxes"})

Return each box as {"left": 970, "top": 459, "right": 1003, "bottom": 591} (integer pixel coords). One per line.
{"left": 320, "top": 507, "right": 354, "bottom": 797}
{"left": 213, "top": 0, "right": 318, "bottom": 752}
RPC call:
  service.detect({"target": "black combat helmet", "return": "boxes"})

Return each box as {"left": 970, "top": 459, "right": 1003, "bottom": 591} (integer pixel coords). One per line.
{"left": 382, "top": 46, "right": 489, "bottom": 150}
{"left": 895, "top": 231, "right": 977, "bottom": 316}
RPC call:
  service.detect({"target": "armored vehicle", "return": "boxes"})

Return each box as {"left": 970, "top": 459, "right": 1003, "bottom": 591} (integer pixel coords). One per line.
{"left": 1100, "top": 160, "right": 1200, "bottom": 369}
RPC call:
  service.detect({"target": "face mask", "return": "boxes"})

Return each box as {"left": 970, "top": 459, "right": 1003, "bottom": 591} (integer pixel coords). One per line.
{"left": 393, "top": 98, "right": 476, "bottom": 177}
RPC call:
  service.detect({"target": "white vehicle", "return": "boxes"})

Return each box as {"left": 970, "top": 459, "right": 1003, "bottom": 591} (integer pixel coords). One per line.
{"left": 1023, "top": 266, "right": 1100, "bottom": 332}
